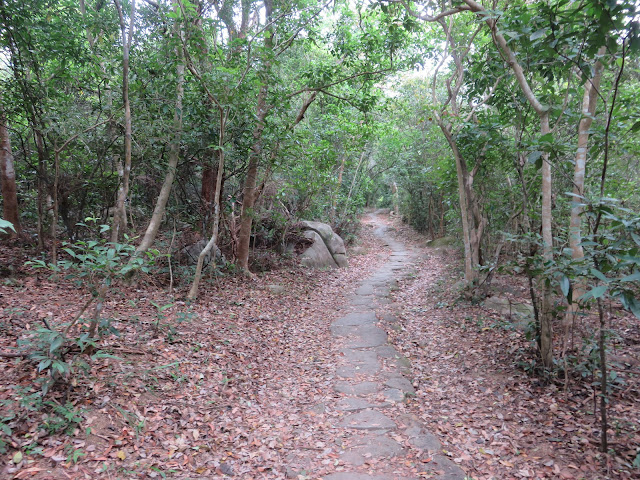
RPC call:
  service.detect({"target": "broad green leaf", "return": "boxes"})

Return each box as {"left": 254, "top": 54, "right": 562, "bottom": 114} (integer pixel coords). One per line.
{"left": 49, "top": 335, "right": 64, "bottom": 354}
{"left": 527, "top": 151, "right": 542, "bottom": 163}
{"left": 559, "top": 275, "right": 570, "bottom": 298}
{"left": 530, "top": 29, "right": 547, "bottom": 41}
{"left": 621, "top": 272, "right": 640, "bottom": 282}
{"left": 590, "top": 285, "right": 607, "bottom": 299}
{"left": 590, "top": 268, "right": 609, "bottom": 283}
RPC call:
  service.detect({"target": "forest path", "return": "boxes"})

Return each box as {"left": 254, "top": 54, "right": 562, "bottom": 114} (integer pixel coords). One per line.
{"left": 310, "top": 211, "right": 465, "bottom": 480}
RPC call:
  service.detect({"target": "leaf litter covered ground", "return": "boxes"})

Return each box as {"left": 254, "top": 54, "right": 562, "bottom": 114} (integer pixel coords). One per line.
{"left": 376, "top": 216, "right": 640, "bottom": 480}
{"left": 1, "top": 214, "right": 639, "bottom": 479}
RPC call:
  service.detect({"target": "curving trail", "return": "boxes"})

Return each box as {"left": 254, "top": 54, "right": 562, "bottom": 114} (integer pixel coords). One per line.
{"left": 318, "top": 212, "right": 465, "bottom": 480}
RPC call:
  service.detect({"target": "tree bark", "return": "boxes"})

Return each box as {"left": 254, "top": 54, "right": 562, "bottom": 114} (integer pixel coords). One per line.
{"left": 0, "top": 109, "right": 20, "bottom": 237}
{"left": 565, "top": 50, "right": 606, "bottom": 334}
{"left": 463, "top": 0, "right": 555, "bottom": 368}
{"left": 111, "top": 0, "right": 136, "bottom": 243}
{"left": 236, "top": 0, "right": 274, "bottom": 272}
{"left": 188, "top": 108, "right": 228, "bottom": 300}
{"left": 236, "top": 84, "right": 269, "bottom": 271}
{"left": 442, "top": 126, "right": 476, "bottom": 283}
{"left": 136, "top": 4, "right": 185, "bottom": 254}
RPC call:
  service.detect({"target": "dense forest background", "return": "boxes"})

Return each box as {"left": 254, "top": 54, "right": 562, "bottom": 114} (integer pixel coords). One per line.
{"left": 1, "top": 0, "right": 640, "bottom": 476}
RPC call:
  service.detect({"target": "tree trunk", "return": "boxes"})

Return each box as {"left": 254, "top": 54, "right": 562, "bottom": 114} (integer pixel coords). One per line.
{"left": 136, "top": 8, "right": 184, "bottom": 254}
{"left": 331, "top": 155, "right": 346, "bottom": 221}
{"left": 236, "top": 0, "right": 273, "bottom": 272}
{"left": 0, "top": 109, "right": 20, "bottom": 237}
{"left": 565, "top": 51, "right": 606, "bottom": 338}
{"left": 111, "top": 0, "right": 136, "bottom": 243}
{"left": 188, "top": 109, "right": 228, "bottom": 300}
{"left": 442, "top": 126, "right": 477, "bottom": 284}
{"left": 463, "top": 0, "right": 555, "bottom": 368}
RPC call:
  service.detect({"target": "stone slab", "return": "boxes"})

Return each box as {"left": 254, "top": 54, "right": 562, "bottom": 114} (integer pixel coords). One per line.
{"left": 337, "top": 361, "right": 381, "bottom": 377}
{"left": 341, "top": 348, "right": 379, "bottom": 364}
{"left": 339, "top": 410, "right": 396, "bottom": 431}
{"left": 332, "top": 324, "right": 384, "bottom": 339}
{"left": 375, "top": 345, "right": 400, "bottom": 359}
{"left": 335, "top": 381, "right": 379, "bottom": 396}
{"left": 323, "top": 474, "right": 406, "bottom": 480}
{"left": 335, "top": 397, "right": 377, "bottom": 412}
{"left": 344, "top": 331, "right": 387, "bottom": 348}
{"left": 355, "top": 284, "right": 375, "bottom": 295}
{"left": 334, "top": 312, "right": 377, "bottom": 326}
{"left": 382, "top": 388, "right": 406, "bottom": 403}
{"left": 384, "top": 376, "right": 415, "bottom": 394}
{"left": 351, "top": 434, "right": 405, "bottom": 459}
{"left": 408, "top": 432, "right": 441, "bottom": 452}
{"left": 351, "top": 296, "right": 373, "bottom": 306}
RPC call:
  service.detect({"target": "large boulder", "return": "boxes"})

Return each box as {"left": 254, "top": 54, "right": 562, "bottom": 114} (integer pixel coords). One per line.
{"left": 300, "top": 221, "right": 346, "bottom": 255}
{"left": 299, "top": 221, "right": 349, "bottom": 268}
{"left": 484, "top": 296, "right": 534, "bottom": 330}
{"left": 180, "top": 239, "right": 225, "bottom": 267}
{"left": 300, "top": 230, "right": 338, "bottom": 269}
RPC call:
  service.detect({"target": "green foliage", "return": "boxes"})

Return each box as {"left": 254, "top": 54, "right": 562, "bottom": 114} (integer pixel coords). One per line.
{"left": 0, "top": 219, "right": 16, "bottom": 234}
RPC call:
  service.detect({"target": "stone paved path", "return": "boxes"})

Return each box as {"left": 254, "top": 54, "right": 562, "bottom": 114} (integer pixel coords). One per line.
{"left": 322, "top": 212, "right": 466, "bottom": 480}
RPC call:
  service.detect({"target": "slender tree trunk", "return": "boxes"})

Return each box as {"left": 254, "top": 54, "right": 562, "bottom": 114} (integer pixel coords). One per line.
{"left": 236, "top": 86, "right": 268, "bottom": 272}
{"left": 136, "top": 8, "right": 184, "bottom": 254}
{"left": 464, "top": 0, "right": 555, "bottom": 368}
{"left": 442, "top": 126, "right": 477, "bottom": 283}
{"left": 539, "top": 114, "right": 554, "bottom": 369}
{"left": 34, "top": 128, "right": 47, "bottom": 251}
{"left": 0, "top": 109, "right": 20, "bottom": 237}
{"left": 111, "top": 0, "right": 136, "bottom": 243}
{"left": 188, "top": 109, "right": 228, "bottom": 300}
{"left": 235, "top": 0, "right": 273, "bottom": 272}
{"left": 331, "top": 155, "right": 346, "bottom": 221}
{"left": 565, "top": 52, "right": 606, "bottom": 339}
{"left": 51, "top": 148, "right": 60, "bottom": 263}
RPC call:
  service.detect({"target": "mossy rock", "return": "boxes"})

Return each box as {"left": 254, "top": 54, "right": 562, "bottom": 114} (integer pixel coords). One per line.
{"left": 425, "top": 236, "right": 457, "bottom": 248}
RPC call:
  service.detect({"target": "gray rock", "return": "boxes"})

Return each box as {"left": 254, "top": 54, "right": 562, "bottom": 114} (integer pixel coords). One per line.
{"left": 425, "top": 236, "right": 457, "bottom": 248}
{"left": 382, "top": 388, "right": 406, "bottom": 403}
{"left": 339, "top": 410, "right": 396, "bottom": 431}
{"left": 335, "top": 381, "right": 379, "bottom": 396}
{"left": 300, "top": 230, "right": 338, "bottom": 269}
{"left": 266, "top": 284, "right": 286, "bottom": 294}
{"left": 301, "top": 220, "right": 347, "bottom": 255}
{"left": 408, "top": 433, "right": 441, "bottom": 452}
{"left": 180, "top": 239, "right": 225, "bottom": 267}
{"left": 334, "top": 312, "right": 377, "bottom": 326}
{"left": 333, "top": 252, "right": 349, "bottom": 268}
{"left": 384, "top": 376, "right": 415, "bottom": 394}
{"left": 335, "top": 397, "right": 377, "bottom": 412}
{"left": 484, "top": 296, "right": 533, "bottom": 317}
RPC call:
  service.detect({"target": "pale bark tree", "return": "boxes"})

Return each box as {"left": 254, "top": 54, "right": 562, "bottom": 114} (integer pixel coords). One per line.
{"left": 565, "top": 47, "right": 606, "bottom": 338}
{"left": 0, "top": 107, "right": 20, "bottom": 237}
{"left": 462, "top": 0, "right": 554, "bottom": 367}
{"left": 188, "top": 109, "right": 228, "bottom": 300}
{"left": 136, "top": 1, "right": 185, "bottom": 254}
{"left": 429, "top": 17, "right": 494, "bottom": 285}
{"left": 111, "top": 0, "right": 136, "bottom": 243}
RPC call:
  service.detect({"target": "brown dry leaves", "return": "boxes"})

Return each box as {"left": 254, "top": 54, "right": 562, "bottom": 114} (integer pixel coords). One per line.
{"left": 381, "top": 218, "right": 639, "bottom": 480}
